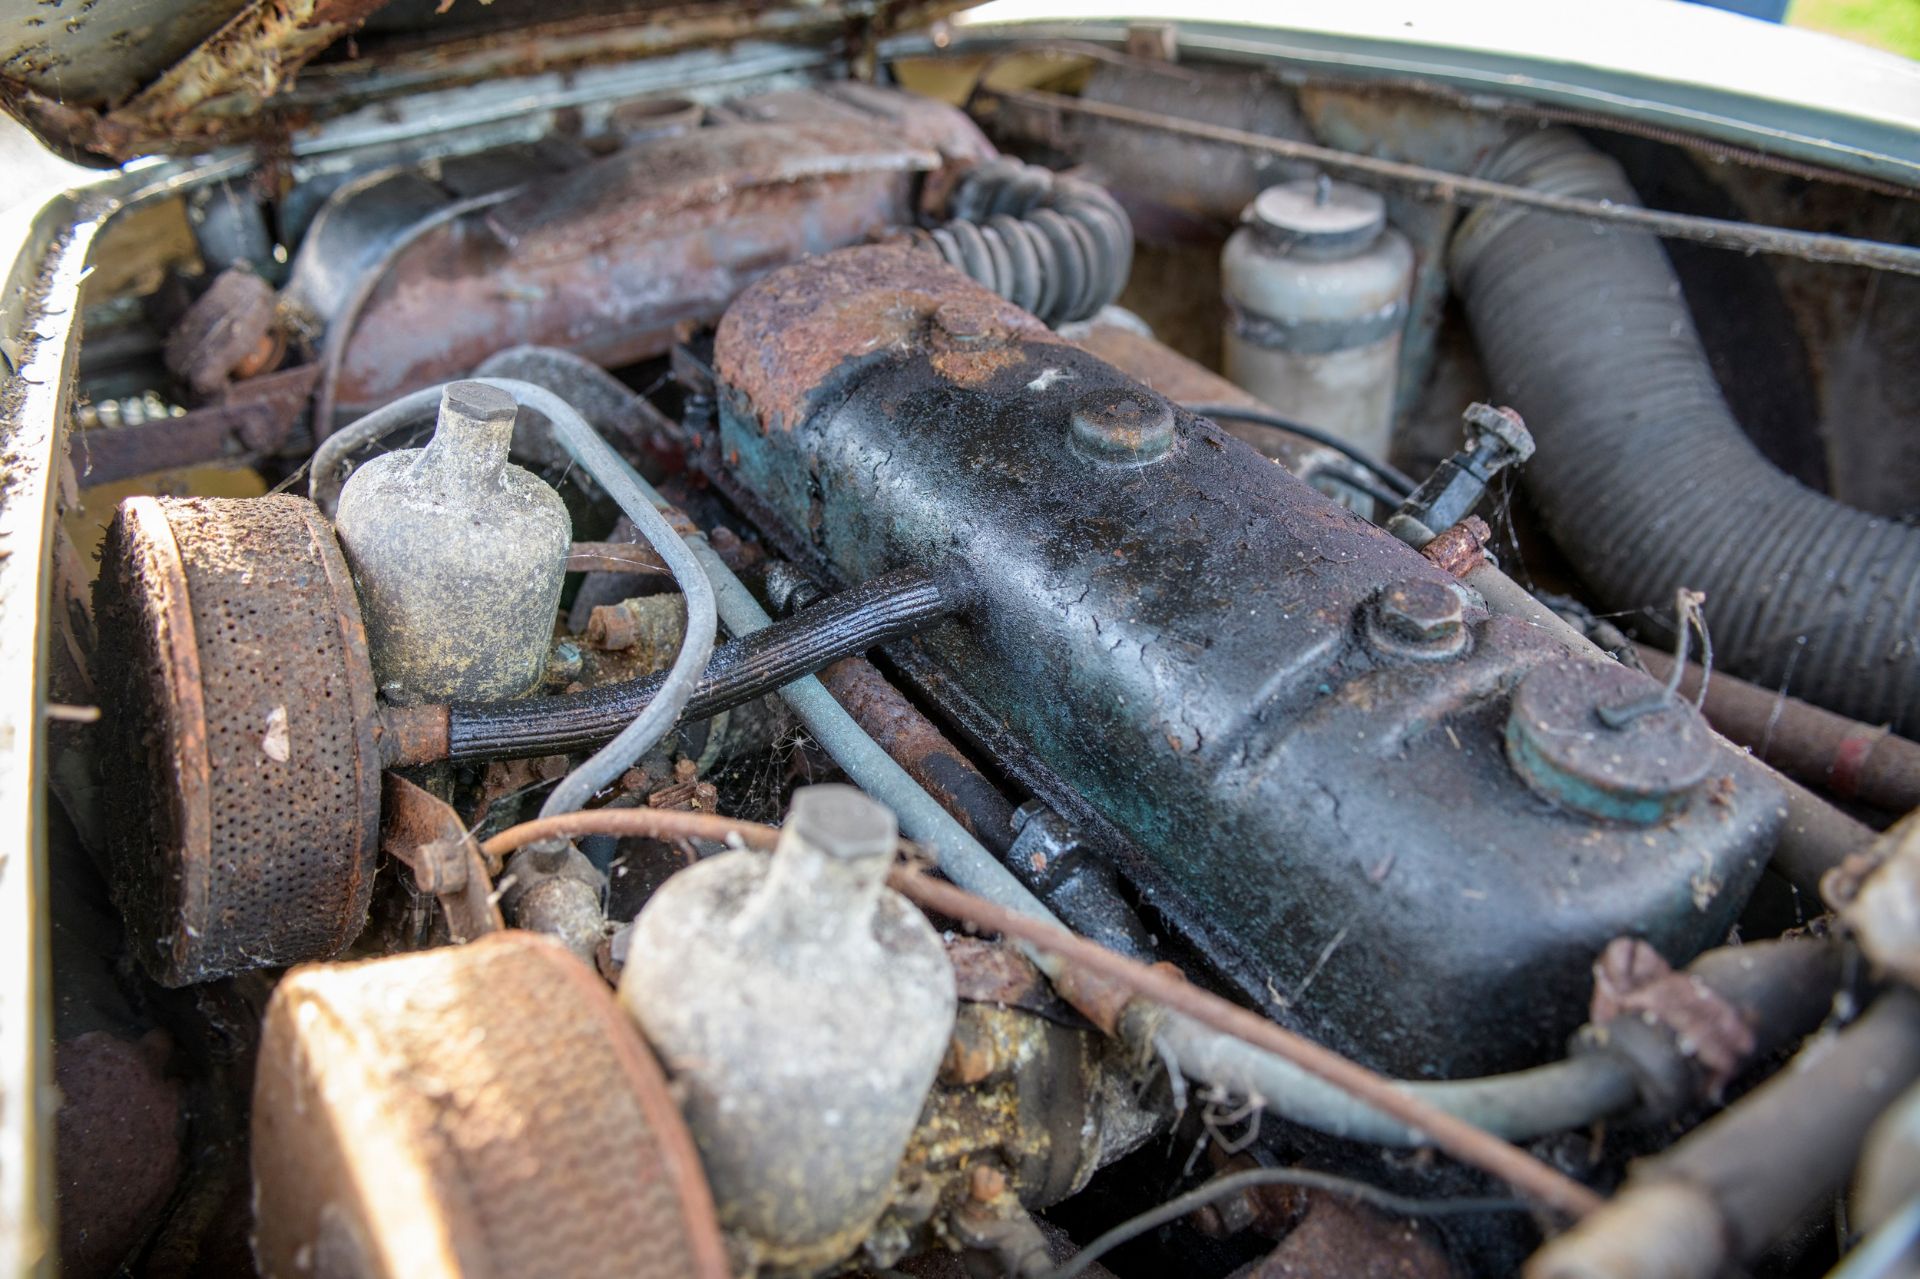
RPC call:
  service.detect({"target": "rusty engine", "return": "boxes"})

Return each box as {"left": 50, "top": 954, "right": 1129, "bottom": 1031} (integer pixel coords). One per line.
{"left": 37, "top": 37, "right": 1920, "bottom": 1279}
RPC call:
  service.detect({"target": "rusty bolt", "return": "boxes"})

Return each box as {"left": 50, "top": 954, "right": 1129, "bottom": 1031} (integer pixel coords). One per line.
{"left": 1462, "top": 402, "right": 1534, "bottom": 465}
{"left": 1070, "top": 388, "right": 1175, "bottom": 465}
{"left": 1189, "top": 1189, "right": 1263, "bottom": 1238}
{"left": 934, "top": 299, "right": 991, "bottom": 342}
{"left": 1371, "top": 578, "right": 1465, "bottom": 649}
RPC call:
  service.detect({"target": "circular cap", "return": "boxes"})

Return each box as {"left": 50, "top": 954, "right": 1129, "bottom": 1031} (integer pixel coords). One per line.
{"left": 1248, "top": 178, "right": 1386, "bottom": 253}
{"left": 1505, "top": 661, "right": 1713, "bottom": 825}
{"left": 1070, "top": 387, "right": 1175, "bottom": 465}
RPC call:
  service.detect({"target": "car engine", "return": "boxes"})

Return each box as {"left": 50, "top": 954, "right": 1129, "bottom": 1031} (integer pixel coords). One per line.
{"left": 21, "top": 20, "right": 1920, "bottom": 1279}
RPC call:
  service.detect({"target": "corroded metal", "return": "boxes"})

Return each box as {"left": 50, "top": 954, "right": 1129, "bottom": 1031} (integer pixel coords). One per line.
{"left": 716, "top": 240, "right": 1066, "bottom": 435}
{"left": 1637, "top": 641, "right": 1920, "bottom": 813}
{"left": 380, "top": 773, "right": 504, "bottom": 944}
{"left": 252, "top": 932, "right": 728, "bottom": 1279}
{"left": 72, "top": 363, "right": 318, "bottom": 488}
{"left": 818, "top": 656, "right": 1019, "bottom": 854}
{"left": 1587, "top": 938, "right": 1754, "bottom": 1096}
{"left": 93, "top": 495, "right": 382, "bottom": 986}
{"left": 1418, "top": 514, "right": 1492, "bottom": 578}
{"left": 1506, "top": 660, "right": 1713, "bottom": 826}
{"left": 331, "top": 117, "right": 976, "bottom": 413}
{"left": 164, "top": 267, "right": 283, "bottom": 398}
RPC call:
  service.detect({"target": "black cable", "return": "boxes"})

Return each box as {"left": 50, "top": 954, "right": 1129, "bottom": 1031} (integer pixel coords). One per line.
{"left": 1186, "top": 402, "right": 1419, "bottom": 497}
{"left": 1035, "top": 1167, "right": 1528, "bottom": 1279}
{"left": 446, "top": 567, "right": 960, "bottom": 761}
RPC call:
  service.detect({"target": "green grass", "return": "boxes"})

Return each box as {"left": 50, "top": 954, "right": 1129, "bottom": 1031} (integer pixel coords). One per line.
{"left": 1789, "top": 0, "right": 1920, "bottom": 59}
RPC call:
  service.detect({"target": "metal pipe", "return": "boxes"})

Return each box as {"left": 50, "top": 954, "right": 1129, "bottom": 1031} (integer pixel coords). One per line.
{"left": 816, "top": 656, "right": 1021, "bottom": 856}
{"left": 1636, "top": 643, "right": 1920, "bottom": 814}
{"left": 443, "top": 570, "right": 959, "bottom": 761}
{"left": 976, "top": 85, "right": 1920, "bottom": 279}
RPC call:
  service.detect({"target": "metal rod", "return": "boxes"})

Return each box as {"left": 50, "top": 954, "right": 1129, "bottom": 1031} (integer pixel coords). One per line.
{"left": 1637, "top": 642, "right": 1920, "bottom": 815}
{"left": 979, "top": 86, "right": 1920, "bottom": 278}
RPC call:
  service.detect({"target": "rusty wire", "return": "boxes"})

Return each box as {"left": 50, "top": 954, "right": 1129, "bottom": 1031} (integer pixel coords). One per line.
{"left": 477, "top": 806, "right": 1605, "bottom": 1219}
{"left": 478, "top": 808, "right": 779, "bottom": 863}
{"left": 979, "top": 86, "right": 1920, "bottom": 279}
{"left": 888, "top": 866, "right": 1606, "bottom": 1220}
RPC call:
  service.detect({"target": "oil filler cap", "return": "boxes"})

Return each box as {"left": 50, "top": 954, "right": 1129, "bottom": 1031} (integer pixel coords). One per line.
{"left": 1505, "top": 660, "right": 1712, "bottom": 825}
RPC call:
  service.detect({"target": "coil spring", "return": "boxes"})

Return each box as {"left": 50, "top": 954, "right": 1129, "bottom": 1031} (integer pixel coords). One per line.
{"left": 914, "top": 158, "right": 1133, "bottom": 326}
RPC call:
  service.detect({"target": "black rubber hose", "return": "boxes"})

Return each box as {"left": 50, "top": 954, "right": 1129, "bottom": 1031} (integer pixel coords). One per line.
{"left": 447, "top": 568, "right": 958, "bottom": 761}
{"left": 912, "top": 157, "right": 1133, "bottom": 325}
{"left": 1450, "top": 130, "right": 1920, "bottom": 737}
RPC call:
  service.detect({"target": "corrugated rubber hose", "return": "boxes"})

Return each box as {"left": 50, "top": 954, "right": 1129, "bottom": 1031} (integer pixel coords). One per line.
{"left": 910, "top": 157, "right": 1132, "bottom": 326}
{"left": 1450, "top": 129, "right": 1920, "bottom": 737}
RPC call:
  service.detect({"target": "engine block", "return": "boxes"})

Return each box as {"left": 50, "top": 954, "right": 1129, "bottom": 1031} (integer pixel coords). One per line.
{"left": 712, "top": 244, "right": 1784, "bottom": 1077}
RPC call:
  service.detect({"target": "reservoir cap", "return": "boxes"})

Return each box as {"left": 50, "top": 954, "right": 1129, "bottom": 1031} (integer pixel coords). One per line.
{"left": 1249, "top": 176, "right": 1387, "bottom": 254}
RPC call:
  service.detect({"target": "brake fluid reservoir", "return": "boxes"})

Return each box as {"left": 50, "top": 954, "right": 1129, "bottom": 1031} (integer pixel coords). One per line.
{"left": 619, "top": 785, "right": 956, "bottom": 1270}
{"left": 334, "top": 380, "right": 570, "bottom": 704}
{"left": 1222, "top": 177, "right": 1414, "bottom": 460}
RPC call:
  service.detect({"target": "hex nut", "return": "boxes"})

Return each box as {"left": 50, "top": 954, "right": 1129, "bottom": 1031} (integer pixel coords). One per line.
{"left": 1366, "top": 578, "right": 1469, "bottom": 660}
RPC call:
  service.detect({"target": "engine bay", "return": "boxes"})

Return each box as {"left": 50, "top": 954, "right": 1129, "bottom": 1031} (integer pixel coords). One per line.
{"left": 26, "top": 31, "right": 1920, "bottom": 1279}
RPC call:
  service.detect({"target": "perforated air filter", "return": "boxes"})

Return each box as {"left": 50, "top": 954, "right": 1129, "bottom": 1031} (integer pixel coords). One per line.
{"left": 94, "top": 495, "right": 381, "bottom": 986}
{"left": 252, "top": 933, "right": 728, "bottom": 1279}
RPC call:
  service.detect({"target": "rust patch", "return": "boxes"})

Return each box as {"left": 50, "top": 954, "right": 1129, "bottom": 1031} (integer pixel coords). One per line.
{"left": 93, "top": 496, "right": 383, "bottom": 985}
{"left": 1051, "top": 961, "right": 1185, "bottom": 1038}
{"left": 253, "top": 933, "right": 729, "bottom": 1279}
{"left": 1589, "top": 937, "right": 1755, "bottom": 1094}
{"left": 92, "top": 0, "right": 392, "bottom": 155}
{"left": 382, "top": 772, "right": 504, "bottom": 942}
{"left": 820, "top": 656, "right": 1019, "bottom": 852}
{"left": 74, "top": 363, "right": 318, "bottom": 490}
{"left": 946, "top": 936, "right": 1049, "bottom": 1009}
{"left": 165, "top": 268, "right": 283, "bottom": 399}
{"left": 1420, "top": 515, "right": 1492, "bottom": 579}
{"left": 713, "top": 242, "right": 1064, "bottom": 434}
{"left": 378, "top": 702, "right": 449, "bottom": 768}
{"left": 335, "top": 122, "right": 955, "bottom": 411}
